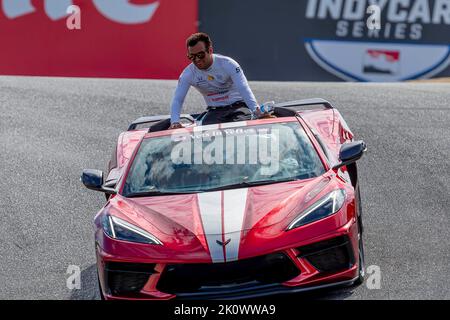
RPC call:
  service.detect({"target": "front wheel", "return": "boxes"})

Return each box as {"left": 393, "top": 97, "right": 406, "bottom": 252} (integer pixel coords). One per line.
{"left": 353, "top": 184, "right": 365, "bottom": 285}
{"left": 97, "top": 274, "right": 105, "bottom": 300}
{"left": 353, "top": 225, "right": 365, "bottom": 285}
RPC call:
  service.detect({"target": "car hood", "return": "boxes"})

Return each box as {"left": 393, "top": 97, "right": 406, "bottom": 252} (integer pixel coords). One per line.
{"left": 109, "top": 175, "right": 333, "bottom": 237}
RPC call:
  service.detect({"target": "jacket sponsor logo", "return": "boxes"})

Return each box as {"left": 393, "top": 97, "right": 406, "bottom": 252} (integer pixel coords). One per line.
{"left": 1, "top": 0, "right": 159, "bottom": 24}
{"left": 304, "top": 0, "right": 450, "bottom": 81}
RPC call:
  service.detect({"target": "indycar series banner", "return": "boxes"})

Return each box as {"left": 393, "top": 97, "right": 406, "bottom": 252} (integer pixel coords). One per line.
{"left": 201, "top": 0, "right": 450, "bottom": 81}
{"left": 0, "top": 0, "right": 197, "bottom": 79}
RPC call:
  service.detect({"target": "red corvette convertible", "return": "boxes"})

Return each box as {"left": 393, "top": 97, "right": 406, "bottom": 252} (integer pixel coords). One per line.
{"left": 82, "top": 98, "right": 367, "bottom": 300}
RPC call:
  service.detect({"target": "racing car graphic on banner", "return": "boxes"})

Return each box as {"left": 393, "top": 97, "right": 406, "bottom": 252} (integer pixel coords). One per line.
{"left": 305, "top": 39, "right": 450, "bottom": 82}
{"left": 81, "top": 98, "right": 367, "bottom": 300}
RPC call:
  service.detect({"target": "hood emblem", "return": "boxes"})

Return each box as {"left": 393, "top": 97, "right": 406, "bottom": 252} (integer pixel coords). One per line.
{"left": 216, "top": 239, "right": 231, "bottom": 247}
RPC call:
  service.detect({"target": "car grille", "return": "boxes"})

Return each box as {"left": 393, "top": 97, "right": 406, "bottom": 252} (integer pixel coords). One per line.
{"left": 104, "top": 262, "right": 156, "bottom": 296}
{"left": 157, "top": 252, "right": 299, "bottom": 294}
{"left": 296, "top": 236, "right": 355, "bottom": 273}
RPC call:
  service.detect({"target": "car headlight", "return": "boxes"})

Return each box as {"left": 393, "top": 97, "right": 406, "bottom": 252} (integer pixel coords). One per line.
{"left": 287, "top": 189, "right": 346, "bottom": 230}
{"left": 102, "top": 215, "right": 163, "bottom": 245}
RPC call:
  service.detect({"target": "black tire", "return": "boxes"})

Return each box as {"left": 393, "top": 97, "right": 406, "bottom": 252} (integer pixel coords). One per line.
{"left": 353, "top": 184, "right": 365, "bottom": 286}
{"left": 353, "top": 224, "right": 365, "bottom": 285}
{"left": 97, "top": 274, "right": 105, "bottom": 300}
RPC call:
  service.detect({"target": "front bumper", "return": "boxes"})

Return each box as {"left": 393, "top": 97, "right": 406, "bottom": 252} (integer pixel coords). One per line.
{"left": 96, "top": 219, "right": 360, "bottom": 300}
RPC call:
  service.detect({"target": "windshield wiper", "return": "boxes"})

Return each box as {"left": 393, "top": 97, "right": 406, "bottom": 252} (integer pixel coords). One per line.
{"left": 200, "top": 177, "right": 301, "bottom": 192}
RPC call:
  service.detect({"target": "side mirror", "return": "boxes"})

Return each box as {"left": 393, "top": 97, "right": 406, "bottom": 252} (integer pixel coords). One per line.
{"left": 333, "top": 140, "right": 367, "bottom": 170}
{"left": 81, "top": 169, "right": 116, "bottom": 195}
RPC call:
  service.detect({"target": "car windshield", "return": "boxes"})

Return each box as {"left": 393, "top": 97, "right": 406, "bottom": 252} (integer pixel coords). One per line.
{"left": 122, "top": 122, "right": 325, "bottom": 196}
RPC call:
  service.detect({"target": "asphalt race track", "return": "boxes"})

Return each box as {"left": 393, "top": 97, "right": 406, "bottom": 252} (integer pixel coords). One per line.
{"left": 0, "top": 76, "right": 449, "bottom": 300}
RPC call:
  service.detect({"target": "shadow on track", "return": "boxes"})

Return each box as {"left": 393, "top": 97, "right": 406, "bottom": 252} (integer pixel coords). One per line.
{"left": 70, "top": 264, "right": 100, "bottom": 300}
{"left": 69, "top": 263, "right": 357, "bottom": 300}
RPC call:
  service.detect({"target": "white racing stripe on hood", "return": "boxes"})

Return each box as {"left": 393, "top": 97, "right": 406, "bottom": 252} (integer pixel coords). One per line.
{"left": 197, "top": 191, "right": 224, "bottom": 263}
{"left": 197, "top": 188, "right": 248, "bottom": 263}
{"left": 223, "top": 188, "right": 248, "bottom": 262}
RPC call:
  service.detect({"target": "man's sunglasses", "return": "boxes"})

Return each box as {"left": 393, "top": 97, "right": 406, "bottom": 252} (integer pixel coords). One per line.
{"left": 187, "top": 50, "right": 207, "bottom": 61}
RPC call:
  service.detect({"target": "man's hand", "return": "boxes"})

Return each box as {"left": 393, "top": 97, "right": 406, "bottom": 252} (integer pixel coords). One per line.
{"left": 259, "top": 112, "right": 277, "bottom": 119}
{"left": 253, "top": 106, "right": 276, "bottom": 119}
{"left": 169, "top": 122, "right": 183, "bottom": 129}
{"left": 252, "top": 106, "right": 262, "bottom": 119}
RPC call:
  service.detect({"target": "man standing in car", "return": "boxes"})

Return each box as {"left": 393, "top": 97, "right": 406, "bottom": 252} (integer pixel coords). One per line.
{"left": 169, "top": 32, "right": 261, "bottom": 129}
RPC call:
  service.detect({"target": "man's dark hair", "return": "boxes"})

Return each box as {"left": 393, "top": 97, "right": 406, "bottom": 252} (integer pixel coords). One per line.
{"left": 186, "top": 32, "right": 212, "bottom": 50}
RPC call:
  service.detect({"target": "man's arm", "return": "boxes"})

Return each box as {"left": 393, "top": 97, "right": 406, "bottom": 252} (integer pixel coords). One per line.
{"left": 224, "top": 58, "right": 259, "bottom": 112}
{"left": 170, "top": 71, "right": 191, "bottom": 125}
